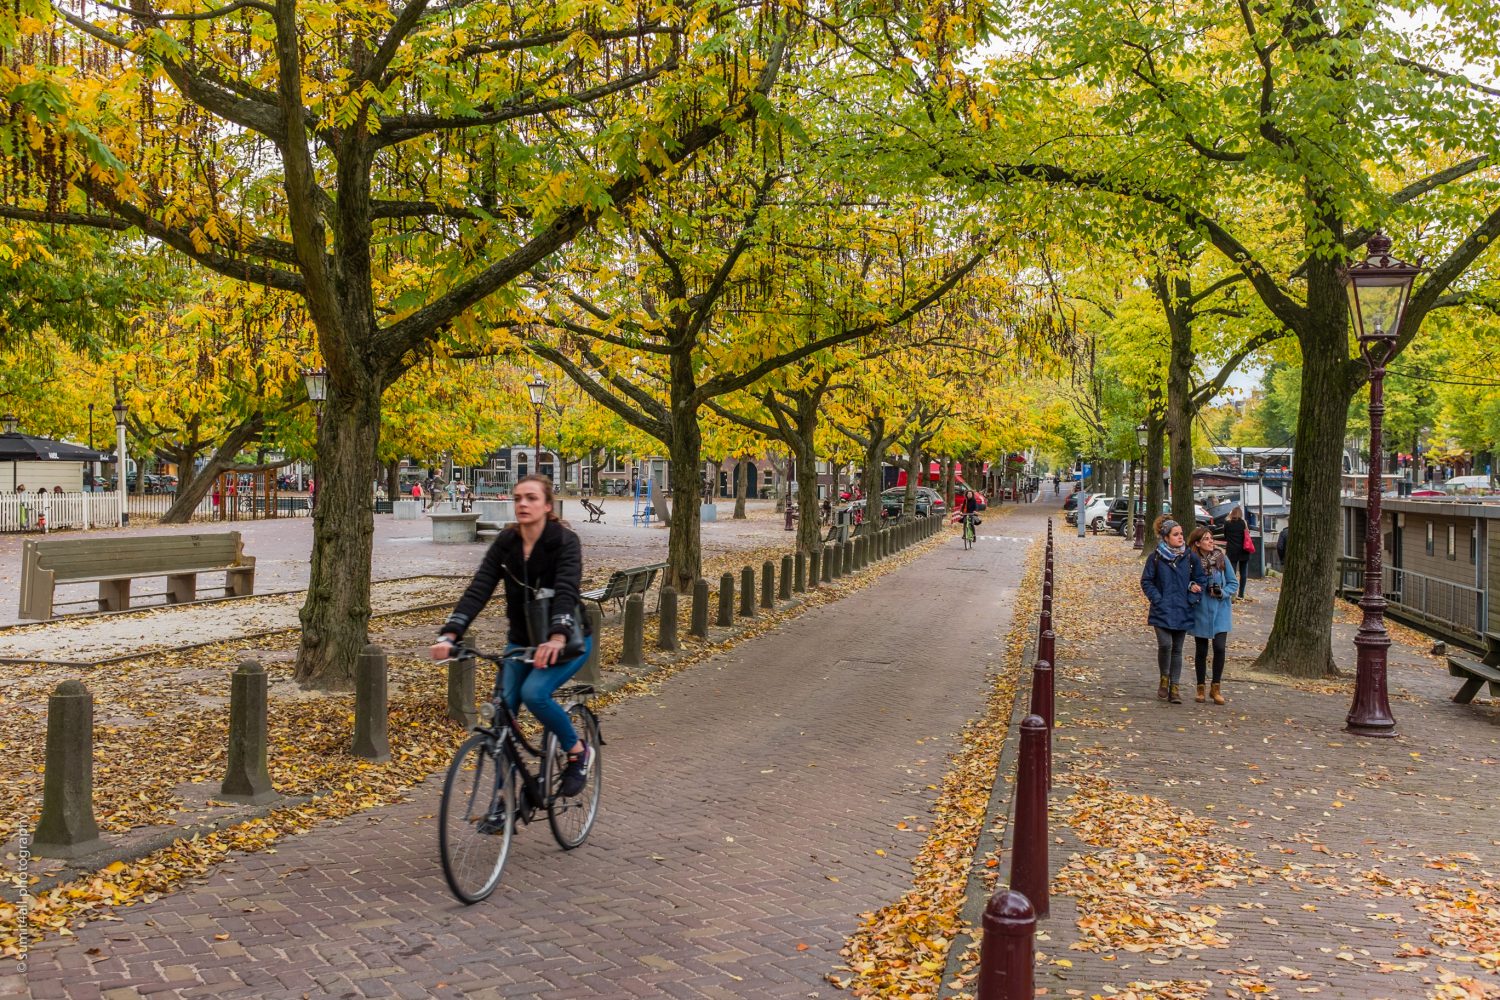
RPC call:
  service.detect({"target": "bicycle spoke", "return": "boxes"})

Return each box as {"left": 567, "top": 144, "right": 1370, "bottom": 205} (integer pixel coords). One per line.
{"left": 438, "top": 734, "right": 515, "bottom": 903}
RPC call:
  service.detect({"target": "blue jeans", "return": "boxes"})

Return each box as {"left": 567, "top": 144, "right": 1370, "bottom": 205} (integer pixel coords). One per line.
{"left": 499, "top": 638, "right": 592, "bottom": 749}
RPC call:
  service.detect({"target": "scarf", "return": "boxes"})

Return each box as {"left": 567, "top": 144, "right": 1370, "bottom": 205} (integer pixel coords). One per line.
{"left": 1199, "top": 546, "right": 1226, "bottom": 574}
{"left": 1156, "top": 540, "right": 1185, "bottom": 561}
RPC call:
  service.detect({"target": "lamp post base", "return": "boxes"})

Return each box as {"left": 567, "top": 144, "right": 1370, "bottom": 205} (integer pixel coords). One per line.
{"left": 1345, "top": 613, "right": 1397, "bottom": 738}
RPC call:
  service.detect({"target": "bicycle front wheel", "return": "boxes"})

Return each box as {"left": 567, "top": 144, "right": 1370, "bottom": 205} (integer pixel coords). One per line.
{"left": 546, "top": 705, "right": 602, "bottom": 849}
{"left": 438, "top": 733, "right": 516, "bottom": 904}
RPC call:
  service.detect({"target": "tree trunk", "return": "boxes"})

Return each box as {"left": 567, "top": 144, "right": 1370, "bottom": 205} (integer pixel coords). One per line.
{"left": 903, "top": 442, "right": 922, "bottom": 518}
{"left": 1255, "top": 311, "right": 1356, "bottom": 678}
{"left": 940, "top": 457, "right": 954, "bottom": 509}
{"left": 733, "top": 456, "right": 749, "bottom": 519}
{"left": 1143, "top": 408, "right": 1166, "bottom": 554}
{"left": 861, "top": 437, "right": 884, "bottom": 534}
{"left": 385, "top": 458, "right": 400, "bottom": 502}
{"left": 294, "top": 374, "right": 383, "bottom": 690}
{"left": 665, "top": 402, "right": 703, "bottom": 595}
{"left": 161, "top": 417, "right": 263, "bottom": 523}
{"left": 1165, "top": 307, "right": 1197, "bottom": 531}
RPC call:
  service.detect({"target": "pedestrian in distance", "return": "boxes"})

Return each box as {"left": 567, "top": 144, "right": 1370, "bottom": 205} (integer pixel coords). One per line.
{"left": 1141, "top": 516, "right": 1200, "bottom": 704}
{"left": 1187, "top": 526, "right": 1237, "bottom": 705}
{"left": 1276, "top": 523, "right": 1289, "bottom": 569}
{"left": 1222, "top": 506, "right": 1252, "bottom": 601}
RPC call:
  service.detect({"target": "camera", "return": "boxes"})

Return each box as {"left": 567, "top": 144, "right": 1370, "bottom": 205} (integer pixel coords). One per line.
{"left": 1208, "top": 583, "right": 1224, "bottom": 599}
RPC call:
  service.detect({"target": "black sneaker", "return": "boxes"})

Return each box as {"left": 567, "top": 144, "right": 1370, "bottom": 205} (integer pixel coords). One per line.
{"left": 559, "top": 744, "right": 594, "bottom": 797}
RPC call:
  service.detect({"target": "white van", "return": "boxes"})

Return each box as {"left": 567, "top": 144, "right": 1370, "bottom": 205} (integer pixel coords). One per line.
{"left": 1442, "top": 475, "right": 1496, "bottom": 495}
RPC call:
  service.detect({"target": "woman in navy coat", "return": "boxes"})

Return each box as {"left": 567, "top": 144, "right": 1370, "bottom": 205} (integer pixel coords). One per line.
{"left": 1140, "top": 518, "right": 1200, "bottom": 703}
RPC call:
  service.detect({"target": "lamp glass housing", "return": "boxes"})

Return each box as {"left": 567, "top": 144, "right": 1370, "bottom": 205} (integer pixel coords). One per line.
{"left": 527, "top": 375, "right": 549, "bottom": 408}
{"left": 112, "top": 401, "right": 127, "bottom": 427}
{"left": 1341, "top": 234, "right": 1420, "bottom": 346}
{"left": 1135, "top": 422, "right": 1148, "bottom": 449}
{"left": 302, "top": 368, "right": 329, "bottom": 403}
{"left": 1, "top": 413, "right": 16, "bottom": 434}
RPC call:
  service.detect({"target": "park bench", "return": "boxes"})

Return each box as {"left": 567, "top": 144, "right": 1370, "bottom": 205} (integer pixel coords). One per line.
{"left": 580, "top": 498, "right": 606, "bottom": 523}
{"left": 18, "top": 532, "right": 256, "bottom": 621}
{"left": 1448, "top": 633, "right": 1500, "bottom": 707}
{"left": 580, "top": 562, "right": 666, "bottom": 615}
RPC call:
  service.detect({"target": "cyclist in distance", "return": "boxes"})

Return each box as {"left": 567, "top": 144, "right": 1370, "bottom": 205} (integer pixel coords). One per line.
{"left": 431, "top": 474, "right": 596, "bottom": 796}
{"left": 962, "top": 487, "right": 980, "bottom": 520}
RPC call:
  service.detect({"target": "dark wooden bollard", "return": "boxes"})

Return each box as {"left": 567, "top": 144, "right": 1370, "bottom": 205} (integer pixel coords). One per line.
{"left": 448, "top": 651, "right": 477, "bottom": 728}
{"left": 1030, "top": 660, "right": 1053, "bottom": 789}
{"left": 740, "top": 566, "right": 757, "bottom": 617}
{"left": 844, "top": 539, "right": 855, "bottom": 574}
{"left": 33, "top": 680, "right": 102, "bottom": 857}
{"left": 692, "top": 577, "right": 710, "bottom": 638}
{"left": 657, "top": 586, "right": 679, "bottom": 651}
{"left": 1040, "top": 628, "right": 1056, "bottom": 673}
{"left": 621, "top": 593, "right": 645, "bottom": 667}
{"left": 761, "top": 560, "right": 775, "bottom": 609}
{"left": 1009, "top": 715, "right": 1050, "bottom": 919}
{"left": 580, "top": 604, "right": 604, "bottom": 684}
{"left": 794, "top": 551, "right": 807, "bottom": 592}
{"left": 809, "top": 548, "right": 822, "bottom": 588}
{"left": 717, "top": 572, "right": 734, "bottom": 627}
{"left": 827, "top": 543, "right": 840, "bottom": 579}
{"left": 222, "top": 660, "right": 276, "bottom": 804}
{"left": 780, "top": 555, "right": 793, "bottom": 601}
{"left": 977, "top": 889, "right": 1036, "bottom": 1000}
{"left": 352, "top": 644, "right": 390, "bottom": 762}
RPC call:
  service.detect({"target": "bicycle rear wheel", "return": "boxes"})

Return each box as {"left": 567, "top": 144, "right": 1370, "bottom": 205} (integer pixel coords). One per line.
{"left": 438, "top": 733, "right": 516, "bottom": 904}
{"left": 546, "top": 705, "right": 602, "bottom": 849}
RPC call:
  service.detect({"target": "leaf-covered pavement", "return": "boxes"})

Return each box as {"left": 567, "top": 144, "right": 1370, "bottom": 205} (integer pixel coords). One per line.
{"left": 1020, "top": 528, "right": 1500, "bottom": 1000}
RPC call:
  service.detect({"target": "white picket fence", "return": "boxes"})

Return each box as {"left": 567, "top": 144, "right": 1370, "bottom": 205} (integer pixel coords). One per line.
{"left": 0, "top": 491, "right": 125, "bottom": 533}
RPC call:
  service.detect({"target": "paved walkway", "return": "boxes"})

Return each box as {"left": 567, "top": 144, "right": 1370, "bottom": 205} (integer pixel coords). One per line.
{"left": 1021, "top": 517, "right": 1500, "bottom": 1000}
{"left": 13, "top": 516, "right": 1036, "bottom": 998}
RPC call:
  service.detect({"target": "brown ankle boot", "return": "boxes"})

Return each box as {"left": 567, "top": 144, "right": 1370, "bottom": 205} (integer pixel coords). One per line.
{"left": 1168, "top": 684, "right": 1183, "bottom": 704}
{"left": 1158, "top": 676, "right": 1169, "bottom": 700}
{"left": 1195, "top": 684, "right": 1207, "bottom": 703}
{"left": 1211, "top": 683, "right": 1226, "bottom": 705}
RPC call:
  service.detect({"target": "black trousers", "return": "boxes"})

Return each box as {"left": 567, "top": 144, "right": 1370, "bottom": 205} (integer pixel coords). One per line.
{"left": 1231, "top": 557, "right": 1250, "bottom": 597}
{"left": 1194, "top": 632, "right": 1227, "bottom": 685}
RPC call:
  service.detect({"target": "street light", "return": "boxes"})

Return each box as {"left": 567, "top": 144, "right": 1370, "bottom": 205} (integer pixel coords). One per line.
{"left": 527, "top": 373, "right": 549, "bottom": 479}
{"left": 1133, "top": 422, "right": 1149, "bottom": 550}
{"left": 1, "top": 413, "right": 16, "bottom": 435}
{"left": 113, "top": 397, "right": 128, "bottom": 526}
{"left": 301, "top": 368, "right": 328, "bottom": 509}
{"left": 1341, "top": 232, "right": 1420, "bottom": 739}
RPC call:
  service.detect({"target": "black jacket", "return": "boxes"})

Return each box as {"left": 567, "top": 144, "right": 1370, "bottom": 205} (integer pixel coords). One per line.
{"left": 1223, "top": 517, "right": 1248, "bottom": 554}
{"left": 441, "top": 520, "right": 589, "bottom": 646}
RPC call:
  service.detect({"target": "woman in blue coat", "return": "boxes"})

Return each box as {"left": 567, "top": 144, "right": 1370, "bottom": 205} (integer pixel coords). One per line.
{"left": 1188, "top": 526, "right": 1238, "bottom": 705}
{"left": 1140, "top": 518, "right": 1200, "bottom": 704}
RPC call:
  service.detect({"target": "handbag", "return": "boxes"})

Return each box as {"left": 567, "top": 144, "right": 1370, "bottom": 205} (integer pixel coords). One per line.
{"left": 1243, "top": 532, "right": 1255, "bottom": 555}
{"left": 526, "top": 589, "right": 587, "bottom": 657}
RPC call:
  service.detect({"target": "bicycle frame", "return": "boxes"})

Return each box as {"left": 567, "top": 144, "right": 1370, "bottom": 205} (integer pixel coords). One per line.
{"left": 464, "top": 648, "right": 553, "bottom": 819}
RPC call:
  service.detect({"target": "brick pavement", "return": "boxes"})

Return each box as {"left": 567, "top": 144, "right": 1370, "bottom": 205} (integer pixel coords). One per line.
{"left": 11, "top": 513, "right": 1037, "bottom": 999}
{"left": 1013, "top": 517, "right": 1500, "bottom": 1000}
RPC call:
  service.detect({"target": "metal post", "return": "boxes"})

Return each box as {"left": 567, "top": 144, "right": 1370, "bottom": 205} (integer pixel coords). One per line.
{"left": 1347, "top": 339, "right": 1397, "bottom": 737}
{"left": 977, "top": 890, "right": 1036, "bottom": 1000}
{"left": 1009, "top": 715, "right": 1050, "bottom": 919}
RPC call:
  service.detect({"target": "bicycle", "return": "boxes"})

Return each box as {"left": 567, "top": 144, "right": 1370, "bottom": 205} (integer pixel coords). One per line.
{"left": 961, "top": 512, "right": 978, "bottom": 549}
{"left": 436, "top": 642, "right": 604, "bottom": 904}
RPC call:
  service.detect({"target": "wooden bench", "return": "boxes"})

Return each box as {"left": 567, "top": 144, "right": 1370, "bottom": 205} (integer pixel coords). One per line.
{"left": 1449, "top": 655, "right": 1500, "bottom": 705}
{"left": 19, "top": 532, "right": 256, "bottom": 621}
{"left": 580, "top": 498, "right": 606, "bottom": 523}
{"left": 580, "top": 562, "right": 666, "bottom": 614}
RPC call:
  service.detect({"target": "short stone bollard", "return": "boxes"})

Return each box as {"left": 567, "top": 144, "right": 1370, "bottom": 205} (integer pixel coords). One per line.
{"left": 658, "top": 585, "right": 679, "bottom": 652}
{"left": 844, "top": 539, "right": 855, "bottom": 574}
{"left": 977, "top": 889, "right": 1037, "bottom": 1000}
{"left": 827, "top": 543, "right": 840, "bottom": 579}
{"left": 1009, "top": 715, "right": 1050, "bottom": 919}
{"left": 352, "top": 644, "right": 391, "bottom": 762}
{"left": 717, "top": 572, "right": 735, "bottom": 627}
{"left": 33, "top": 680, "right": 102, "bottom": 857}
{"left": 621, "top": 593, "right": 645, "bottom": 667}
{"left": 221, "top": 660, "right": 276, "bottom": 804}
{"left": 740, "top": 566, "right": 757, "bottom": 618}
{"left": 692, "top": 577, "right": 710, "bottom": 638}
{"left": 761, "top": 560, "right": 775, "bottom": 609}
{"left": 580, "top": 604, "right": 604, "bottom": 684}
{"left": 779, "top": 555, "right": 793, "bottom": 601}
{"left": 448, "top": 652, "right": 477, "bottom": 728}
{"left": 809, "top": 548, "right": 821, "bottom": 588}
{"left": 794, "top": 550, "right": 807, "bottom": 592}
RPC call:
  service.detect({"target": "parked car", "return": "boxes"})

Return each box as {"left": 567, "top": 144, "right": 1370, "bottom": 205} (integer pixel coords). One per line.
{"left": 952, "top": 483, "right": 988, "bottom": 511}
{"left": 1105, "top": 499, "right": 1215, "bottom": 536}
{"left": 879, "top": 486, "right": 945, "bottom": 518}
{"left": 1066, "top": 495, "right": 1116, "bottom": 531}
{"left": 1062, "top": 490, "right": 1083, "bottom": 511}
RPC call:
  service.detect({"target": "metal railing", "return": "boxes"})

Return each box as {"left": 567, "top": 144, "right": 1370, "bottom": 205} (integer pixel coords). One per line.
{"left": 0, "top": 492, "right": 124, "bottom": 532}
{"left": 1336, "top": 557, "right": 1487, "bottom": 640}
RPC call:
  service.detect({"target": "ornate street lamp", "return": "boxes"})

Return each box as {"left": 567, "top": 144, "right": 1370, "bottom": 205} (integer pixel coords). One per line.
{"left": 301, "top": 368, "right": 328, "bottom": 509}
{"left": 113, "top": 397, "right": 128, "bottom": 526}
{"left": 1341, "top": 232, "right": 1420, "bottom": 738}
{"left": 1133, "top": 422, "right": 1149, "bottom": 550}
{"left": 527, "top": 373, "right": 549, "bottom": 478}
{"left": 1, "top": 413, "right": 17, "bottom": 435}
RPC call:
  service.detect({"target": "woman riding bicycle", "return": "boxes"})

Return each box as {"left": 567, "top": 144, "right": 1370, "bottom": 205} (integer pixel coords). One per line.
{"left": 430, "top": 475, "right": 596, "bottom": 797}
